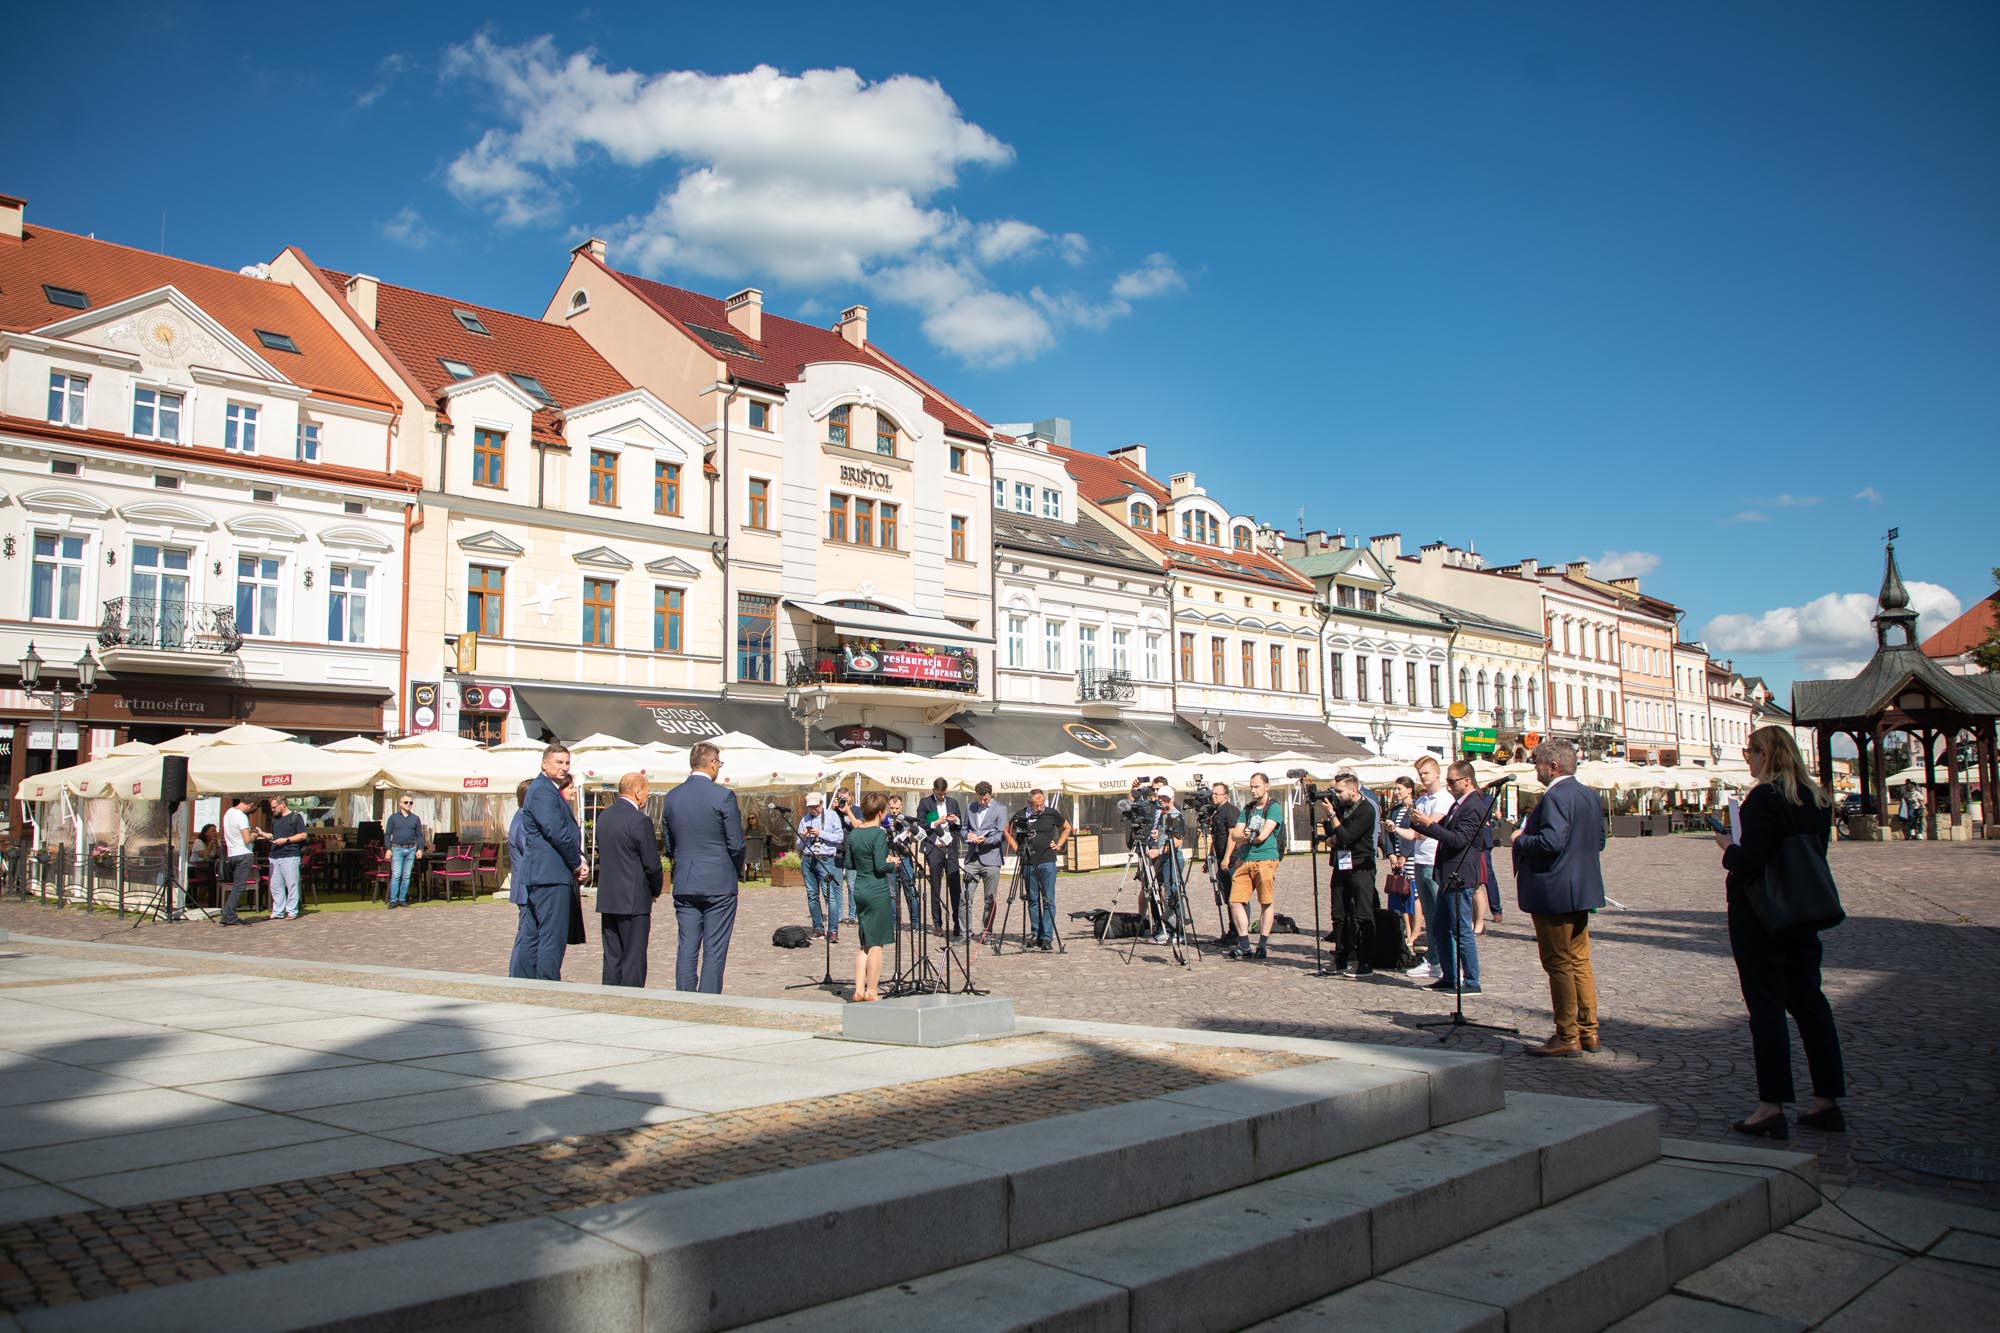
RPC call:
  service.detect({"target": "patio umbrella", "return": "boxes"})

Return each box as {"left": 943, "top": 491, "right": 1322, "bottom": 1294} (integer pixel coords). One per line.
{"left": 378, "top": 748, "right": 543, "bottom": 795}
{"left": 321, "top": 736, "right": 387, "bottom": 754}
{"left": 914, "top": 744, "right": 1039, "bottom": 794}
{"left": 205, "top": 724, "right": 298, "bottom": 746}
{"left": 823, "top": 748, "right": 928, "bottom": 790}
{"left": 489, "top": 735, "right": 548, "bottom": 752}
{"left": 185, "top": 741, "right": 382, "bottom": 798}
{"left": 15, "top": 742, "right": 161, "bottom": 802}
{"left": 568, "top": 732, "right": 639, "bottom": 753}
{"left": 387, "top": 732, "right": 484, "bottom": 750}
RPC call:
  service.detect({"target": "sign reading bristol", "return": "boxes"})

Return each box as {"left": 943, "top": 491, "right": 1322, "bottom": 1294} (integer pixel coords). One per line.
{"left": 837, "top": 463, "right": 894, "bottom": 492}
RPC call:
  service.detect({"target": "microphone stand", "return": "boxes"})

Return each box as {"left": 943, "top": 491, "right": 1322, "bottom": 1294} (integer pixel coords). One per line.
{"left": 1305, "top": 798, "right": 1332, "bottom": 978}
{"left": 774, "top": 803, "right": 847, "bottom": 996}
{"left": 1416, "top": 791, "right": 1516, "bottom": 1042}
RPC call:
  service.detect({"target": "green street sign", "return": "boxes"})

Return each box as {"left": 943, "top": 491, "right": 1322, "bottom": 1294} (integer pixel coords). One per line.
{"left": 1461, "top": 728, "right": 1498, "bottom": 755}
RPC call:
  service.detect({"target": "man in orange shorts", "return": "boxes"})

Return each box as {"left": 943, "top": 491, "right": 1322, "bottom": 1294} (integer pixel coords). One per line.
{"left": 1227, "top": 772, "right": 1282, "bottom": 960}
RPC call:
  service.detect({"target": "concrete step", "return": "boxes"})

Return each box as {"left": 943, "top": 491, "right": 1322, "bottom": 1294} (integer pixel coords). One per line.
{"left": 738, "top": 1092, "right": 1663, "bottom": 1333}
{"left": 17, "top": 1048, "right": 1501, "bottom": 1332}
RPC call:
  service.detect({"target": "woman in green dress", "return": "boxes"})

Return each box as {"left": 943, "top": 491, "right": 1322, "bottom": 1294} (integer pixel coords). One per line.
{"left": 841, "top": 791, "right": 898, "bottom": 1001}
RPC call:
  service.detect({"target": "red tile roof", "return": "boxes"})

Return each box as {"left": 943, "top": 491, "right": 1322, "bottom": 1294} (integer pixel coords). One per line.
{"left": 1051, "top": 444, "right": 1313, "bottom": 594}
{"left": 1922, "top": 596, "right": 1997, "bottom": 659}
{"left": 320, "top": 267, "right": 630, "bottom": 443}
{"left": 590, "top": 259, "right": 990, "bottom": 440}
{"left": 0, "top": 224, "right": 394, "bottom": 411}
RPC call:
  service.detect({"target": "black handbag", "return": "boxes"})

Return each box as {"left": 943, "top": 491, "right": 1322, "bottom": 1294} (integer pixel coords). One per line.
{"left": 1746, "top": 834, "right": 1845, "bottom": 935}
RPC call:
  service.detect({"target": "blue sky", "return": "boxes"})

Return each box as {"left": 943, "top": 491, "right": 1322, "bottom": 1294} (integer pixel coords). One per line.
{"left": 8, "top": 2, "right": 1995, "bottom": 692}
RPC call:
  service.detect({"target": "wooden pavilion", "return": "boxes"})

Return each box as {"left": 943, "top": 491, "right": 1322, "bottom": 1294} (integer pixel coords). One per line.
{"left": 1792, "top": 535, "right": 2000, "bottom": 840}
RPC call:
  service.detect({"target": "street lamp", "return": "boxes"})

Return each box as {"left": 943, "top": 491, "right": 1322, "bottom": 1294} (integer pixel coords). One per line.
{"left": 19, "top": 642, "right": 99, "bottom": 778}
{"left": 1369, "top": 710, "right": 1391, "bottom": 756}
{"left": 785, "top": 685, "right": 831, "bottom": 755}
{"left": 1198, "top": 709, "right": 1224, "bottom": 754}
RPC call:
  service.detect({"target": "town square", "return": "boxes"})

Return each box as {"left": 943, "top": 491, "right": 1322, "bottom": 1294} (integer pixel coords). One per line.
{"left": 1, "top": 2, "right": 1996, "bottom": 1328}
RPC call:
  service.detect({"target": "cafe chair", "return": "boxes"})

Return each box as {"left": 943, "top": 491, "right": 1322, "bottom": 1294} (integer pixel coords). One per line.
{"left": 428, "top": 851, "right": 476, "bottom": 903}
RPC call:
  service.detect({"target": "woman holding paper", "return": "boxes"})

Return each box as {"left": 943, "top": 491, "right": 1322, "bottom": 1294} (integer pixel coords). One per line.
{"left": 1715, "top": 726, "right": 1846, "bottom": 1139}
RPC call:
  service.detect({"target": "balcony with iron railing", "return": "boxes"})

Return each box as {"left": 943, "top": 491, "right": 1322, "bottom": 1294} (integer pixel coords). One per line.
{"left": 97, "top": 598, "right": 242, "bottom": 672}
{"left": 1077, "top": 667, "right": 1136, "bottom": 704}
{"left": 785, "top": 646, "right": 979, "bottom": 696}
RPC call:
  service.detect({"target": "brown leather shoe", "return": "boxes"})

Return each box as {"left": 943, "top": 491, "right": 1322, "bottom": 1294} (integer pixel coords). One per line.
{"left": 1580, "top": 1035, "right": 1602, "bottom": 1053}
{"left": 1526, "top": 1036, "right": 1583, "bottom": 1058}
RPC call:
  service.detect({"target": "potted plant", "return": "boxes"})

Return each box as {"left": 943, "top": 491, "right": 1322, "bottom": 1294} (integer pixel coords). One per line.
{"left": 767, "top": 851, "right": 805, "bottom": 888}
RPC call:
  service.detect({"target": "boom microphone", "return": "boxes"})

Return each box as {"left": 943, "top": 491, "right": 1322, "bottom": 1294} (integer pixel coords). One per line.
{"left": 1285, "top": 767, "right": 1310, "bottom": 780}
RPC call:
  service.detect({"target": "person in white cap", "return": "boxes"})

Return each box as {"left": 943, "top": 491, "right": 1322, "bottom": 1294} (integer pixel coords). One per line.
{"left": 797, "top": 791, "right": 846, "bottom": 943}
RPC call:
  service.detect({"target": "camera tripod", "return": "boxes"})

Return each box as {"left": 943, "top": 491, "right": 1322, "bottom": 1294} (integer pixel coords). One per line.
{"left": 1416, "top": 858, "right": 1516, "bottom": 1043}
{"left": 783, "top": 853, "right": 850, "bottom": 996}
{"left": 884, "top": 852, "right": 948, "bottom": 996}
{"left": 992, "top": 858, "right": 1065, "bottom": 955}
{"left": 1104, "top": 843, "right": 1199, "bottom": 966}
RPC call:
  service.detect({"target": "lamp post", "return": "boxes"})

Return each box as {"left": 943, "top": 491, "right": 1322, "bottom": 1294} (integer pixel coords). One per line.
{"left": 785, "top": 685, "right": 830, "bottom": 755}
{"left": 1369, "top": 710, "right": 1391, "bottom": 757}
{"left": 1198, "top": 709, "right": 1224, "bottom": 754}
{"left": 19, "top": 642, "right": 99, "bottom": 778}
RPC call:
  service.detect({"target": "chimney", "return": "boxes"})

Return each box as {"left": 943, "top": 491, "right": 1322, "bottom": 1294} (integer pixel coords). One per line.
{"left": 1518, "top": 558, "right": 1539, "bottom": 578}
{"left": 1369, "top": 532, "right": 1402, "bottom": 563}
{"left": 1303, "top": 529, "right": 1328, "bottom": 551}
{"left": 1565, "top": 560, "right": 1590, "bottom": 579}
{"left": 1106, "top": 443, "right": 1148, "bottom": 474}
{"left": 724, "top": 288, "right": 763, "bottom": 341}
{"left": 345, "top": 273, "right": 379, "bottom": 330}
{"left": 1168, "top": 471, "right": 1196, "bottom": 500}
{"left": 836, "top": 304, "right": 868, "bottom": 348}
{"left": 1610, "top": 577, "right": 1641, "bottom": 593}
{"left": 571, "top": 237, "right": 608, "bottom": 261}
{"left": 0, "top": 194, "right": 23, "bottom": 242}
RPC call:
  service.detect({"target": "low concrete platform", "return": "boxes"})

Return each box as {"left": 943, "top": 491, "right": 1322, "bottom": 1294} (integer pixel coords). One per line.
{"left": 838, "top": 992, "right": 1016, "bottom": 1046}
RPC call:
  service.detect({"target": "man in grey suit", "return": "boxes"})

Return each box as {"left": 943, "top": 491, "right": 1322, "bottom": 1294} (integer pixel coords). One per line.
{"left": 596, "top": 771, "right": 662, "bottom": 987}
{"left": 1511, "top": 738, "right": 1608, "bottom": 1057}
{"left": 660, "top": 740, "right": 745, "bottom": 993}
{"left": 509, "top": 744, "right": 585, "bottom": 981}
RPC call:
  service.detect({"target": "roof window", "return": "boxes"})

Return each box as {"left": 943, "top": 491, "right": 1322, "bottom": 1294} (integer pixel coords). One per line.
{"left": 440, "top": 358, "right": 475, "bottom": 381}
{"left": 452, "top": 309, "right": 491, "bottom": 336}
{"left": 254, "top": 329, "right": 300, "bottom": 354}
{"left": 684, "top": 322, "right": 762, "bottom": 361}
{"left": 42, "top": 285, "right": 88, "bottom": 310}
{"left": 507, "top": 372, "right": 556, "bottom": 405}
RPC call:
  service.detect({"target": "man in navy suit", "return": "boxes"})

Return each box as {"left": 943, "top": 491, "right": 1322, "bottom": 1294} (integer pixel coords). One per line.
{"left": 1510, "top": 738, "right": 1607, "bottom": 1057}
{"left": 596, "top": 771, "right": 663, "bottom": 987}
{"left": 660, "top": 740, "right": 745, "bottom": 993}
{"left": 916, "top": 778, "right": 964, "bottom": 937}
{"left": 1407, "top": 760, "right": 1493, "bottom": 995}
{"left": 509, "top": 744, "right": 584, "bottom": 981}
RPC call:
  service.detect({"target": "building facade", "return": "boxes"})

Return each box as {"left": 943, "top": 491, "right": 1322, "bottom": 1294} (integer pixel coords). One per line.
{"left": 1520, "top": 563, "right": 1627, "bottom": 758}
{"left": 0, "top": 198, "right": 411, "bottom": 805}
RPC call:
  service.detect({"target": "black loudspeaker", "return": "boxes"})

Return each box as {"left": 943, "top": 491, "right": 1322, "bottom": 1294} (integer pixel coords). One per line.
{"left": 160, "top": 755, "right": 189, "bottom": 805}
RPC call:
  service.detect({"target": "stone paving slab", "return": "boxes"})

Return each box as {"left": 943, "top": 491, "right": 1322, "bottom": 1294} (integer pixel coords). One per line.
{"left": 2, "top": 1113, "right": 352, "bottom": 1183}
{"left": 0, "top": 1088, "right": 264, "bottom": 1153}
{"left": 63, "top": 1133, "right": 441, "bottom": 1209}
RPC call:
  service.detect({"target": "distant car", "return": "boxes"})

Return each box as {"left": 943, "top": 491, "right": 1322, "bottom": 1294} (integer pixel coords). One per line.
{"left": 1839, "top": 794, "right": 1875, "bottom": 817}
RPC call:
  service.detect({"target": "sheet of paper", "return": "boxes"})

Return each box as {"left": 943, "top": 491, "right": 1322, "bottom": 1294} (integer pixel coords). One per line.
{"left": 1727, "top": 798, "right": 1743, "bottom": 846}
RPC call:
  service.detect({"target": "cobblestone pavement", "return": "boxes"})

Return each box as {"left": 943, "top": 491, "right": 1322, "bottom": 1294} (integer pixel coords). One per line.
{"left": 7, "top": 836, "right": 1997, "bottom": 1203}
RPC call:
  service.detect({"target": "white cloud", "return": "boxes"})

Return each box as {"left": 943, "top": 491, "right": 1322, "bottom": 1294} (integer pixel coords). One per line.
{"left": 1855, "top": 486, "right": 1883, "bottom": 503}
{"left": 1701, "top": 581, "right": 1963, "bottom": 677}
{"left": 1592, "top": 550, "right": 1661, "bottom": 580}
{"left": 439, "top": 35, "right": 1184, "bottom": 365}
{"left": 1725, "top": 511, "right": 1769, "bottom": 524}
{"left": 380, "top": 205, "right": 439, "bottom": 250}
{"left": 1774, "top": 493, "right": 1820, "bottom": 507}
{"left": 1112, "top": 252, "right": 1187, "bottom": 300}
{"left": 356, "top": 52, "right": 408, "bottom": 109}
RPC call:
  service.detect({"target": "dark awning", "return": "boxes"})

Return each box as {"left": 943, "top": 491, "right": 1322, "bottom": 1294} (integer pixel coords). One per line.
{"left": 513, "top": 687, "right": 796, "bottom": 749}
{"left": 1178, "top": 712, "right": 1372, "bottom": 762}
{"left": 954, "top": 713, "right": 1200, "bottom": 762}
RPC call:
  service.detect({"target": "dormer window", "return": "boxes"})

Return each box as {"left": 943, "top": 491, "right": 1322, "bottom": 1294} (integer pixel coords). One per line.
{"left": 569, "top": 289, "right": 589, "bottom": 313}
{"left": 453, "top": 309, "right": 491, "bottom": 336}
{"left": 1179, "top": 510, "right": 1219, "bottom": 545}
{"left": 42, "top": 285, "right": 88, "bottom": 310}
{"left": 254, "top": 329, "right": 300, "bottom": 354}
{"left": 1232, "top": 526, "right": 1252, "bottom": 551}
{"left": 1129, "top": 501, "right": 1154, "bottom": 531}
{"left": 1041, "top": 487, "right": 1060, "bottom": 520}
{"left": 507, "top": 373, "right": 556, "bottom": 405}
{"left": 440, "top": 358, "right": 475, "bottom": 381}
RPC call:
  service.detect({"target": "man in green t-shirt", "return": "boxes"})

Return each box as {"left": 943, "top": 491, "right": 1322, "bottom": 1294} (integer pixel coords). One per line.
{"left": 1227, "top": 772, "right": 1282, "bottom": 959}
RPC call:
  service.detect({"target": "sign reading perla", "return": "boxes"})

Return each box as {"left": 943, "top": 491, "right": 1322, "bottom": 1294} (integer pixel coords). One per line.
{"left": 837, "top": 464, "right": 893, "bottom": 491}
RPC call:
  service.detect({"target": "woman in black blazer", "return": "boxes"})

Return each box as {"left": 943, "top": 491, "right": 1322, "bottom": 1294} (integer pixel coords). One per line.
{"left": 1715, "top": 725, "right": 1846, "bottom": 1139}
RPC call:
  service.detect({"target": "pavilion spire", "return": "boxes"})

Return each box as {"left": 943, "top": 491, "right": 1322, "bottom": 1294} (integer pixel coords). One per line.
{"left": 1874, "top": 528, "right": 1919, "bottom": 648}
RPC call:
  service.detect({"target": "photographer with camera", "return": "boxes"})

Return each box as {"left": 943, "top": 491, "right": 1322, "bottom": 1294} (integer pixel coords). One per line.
{"left": 797, "top": 791, "right": 846, "bottom": 944}
{"left": 916, "top": 777, "right": 965, "bottom": 939}
{"left": 882, "top": 794, "right": 921, "bottom": 928}
{"left": 1005, "top": 787, "right": 1071, "bottom": 950}
{"left": 1194, "top": 780, "right": 1239, "bottom": 944}
{"left": 1225, "top": 772, "right": 1283, "bottom": 960}
{"left": 1322, "top": 772, "right": 1379, "bottom": 977}
{"left": 1144, "top": 783, "right": 1190, "bottom": 944}
{"left": 961, "top": 781, "right": 1008, "bottom": 941}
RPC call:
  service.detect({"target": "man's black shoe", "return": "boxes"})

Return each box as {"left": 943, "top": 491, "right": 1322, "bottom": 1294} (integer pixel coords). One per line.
{"left": 1252, "top": 942, "right": 1268, "bottom": 960}
{"left": 1354, "top": 964, "right": 1375, "bottom": 977}
{"left": 1428, "top": 978, "right": 1459, "bottom": 991}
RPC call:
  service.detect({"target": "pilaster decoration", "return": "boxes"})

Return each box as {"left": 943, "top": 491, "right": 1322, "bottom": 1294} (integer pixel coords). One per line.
{"left": 644, "top": 555, "right": 701, "bottom": 578}
{"left": 573, "top": 545, "right": 634, "bottom": 571}
{"left": 457, "top": 529, "right": 526, "bottom": 557}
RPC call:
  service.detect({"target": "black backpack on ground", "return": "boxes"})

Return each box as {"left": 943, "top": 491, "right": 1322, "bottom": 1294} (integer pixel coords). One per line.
{"left": 771, "top": 925, "right": 812, "bottom": 948}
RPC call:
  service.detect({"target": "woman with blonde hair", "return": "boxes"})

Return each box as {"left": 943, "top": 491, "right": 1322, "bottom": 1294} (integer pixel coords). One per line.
{"left": 1714, "top": 725, "right": 1846, "bottom": 1139}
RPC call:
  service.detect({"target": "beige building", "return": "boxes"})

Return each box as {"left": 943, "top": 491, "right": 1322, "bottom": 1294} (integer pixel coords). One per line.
{"left": 546, "top": 245, "right": 996, "bottom": 752}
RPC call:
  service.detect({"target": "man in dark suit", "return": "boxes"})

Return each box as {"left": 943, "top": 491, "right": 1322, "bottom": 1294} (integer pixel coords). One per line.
{"left": 1510, "top": 738, "right": 1608, "bottom": 1057}
{"left": 596, "top": 771, "right": 663, "bottom": 987}
{"left": 509, "top": 744, "right": 584, "bottom": 981}
{"left": 1407, "top": 760, "right": 1493, "bottom": 996}
{"left": 660, "top": 740, "right": 745, "bottom": 993}
{"left": 916, "top": 778, "right": 964, "bottom": 937}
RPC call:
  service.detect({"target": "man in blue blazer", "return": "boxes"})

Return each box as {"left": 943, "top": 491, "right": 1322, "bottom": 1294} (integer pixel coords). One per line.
{"left": 596, "top": 771, "right": 663, "bottom": 987}
{"left": 660, "top": 740, "right": 745, "bottom": 993}
{"left": 1408, "top": 761, "right": 1493, "bottom": 995}
{"left": 1510, "top": 738, "right": 1607, "bottom": 1057}
{"left": 509, "top": 744, "right": 584, "bottom": 981}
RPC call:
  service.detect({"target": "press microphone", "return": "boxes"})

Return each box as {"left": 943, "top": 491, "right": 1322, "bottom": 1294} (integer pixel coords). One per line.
{"left": 1285, "top": 767, "right": 1310, "bottom": 780}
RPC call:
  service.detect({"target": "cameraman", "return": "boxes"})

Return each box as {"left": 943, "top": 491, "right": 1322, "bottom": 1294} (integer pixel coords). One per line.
{"left": 1226, "top": 772, "right": 1282, "bottom": 960}
{"left": 829, "top": 787, "right": 857, "bottom": 932}
{"left": 1144, "top": 784, "right": 1189, "bottom": 944}
{"left": 961, "top": 781, "right": 1008, "bottom": 941}
{"left": 1322, "top": 772, "right": 1379, "bottom": 977}
{"left": 1005, "top": 787, "right": 1071, "bottom": 950}
{"left": 883, "top": 794, "right": 920, "bottom": 927}
{"left": 916, "top": 778, "right": 964, "bottom": 938}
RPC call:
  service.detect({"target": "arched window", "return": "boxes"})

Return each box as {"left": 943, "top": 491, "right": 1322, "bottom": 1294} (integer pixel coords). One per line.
{"left": 568, "top": 289, "right": 589, "bottom": 313}
{"left": 1232, "top": 525, "right": 1252, "bottom": 551}
{"left": 1457, "top": 666, "right": 1470, "bottom": 705}
{"left": 1130, "top": 501, "right": 1153, "bottom": 530}
{"left": 827, "top": 404, "right": 850, "bottom": 448}
{"left": 1511, "top": 675, "right": 1522, "bottom": 713}
{"left": 1477, "top": 669, "right": 1489, "bottom": 712}
{"left": 874, "top": 414, "right": 898, "bottom": 457}
{"left": 1527, "top": 676, "right": 1539, "bottom": 716}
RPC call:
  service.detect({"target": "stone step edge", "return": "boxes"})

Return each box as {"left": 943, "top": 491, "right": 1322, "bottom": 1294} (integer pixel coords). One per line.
{"left": 730, "top": 1091, "right": 1666, "bottom": 1333}
{"left": 13, "top": 1056, "right": 1493, "bottom": 1333}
